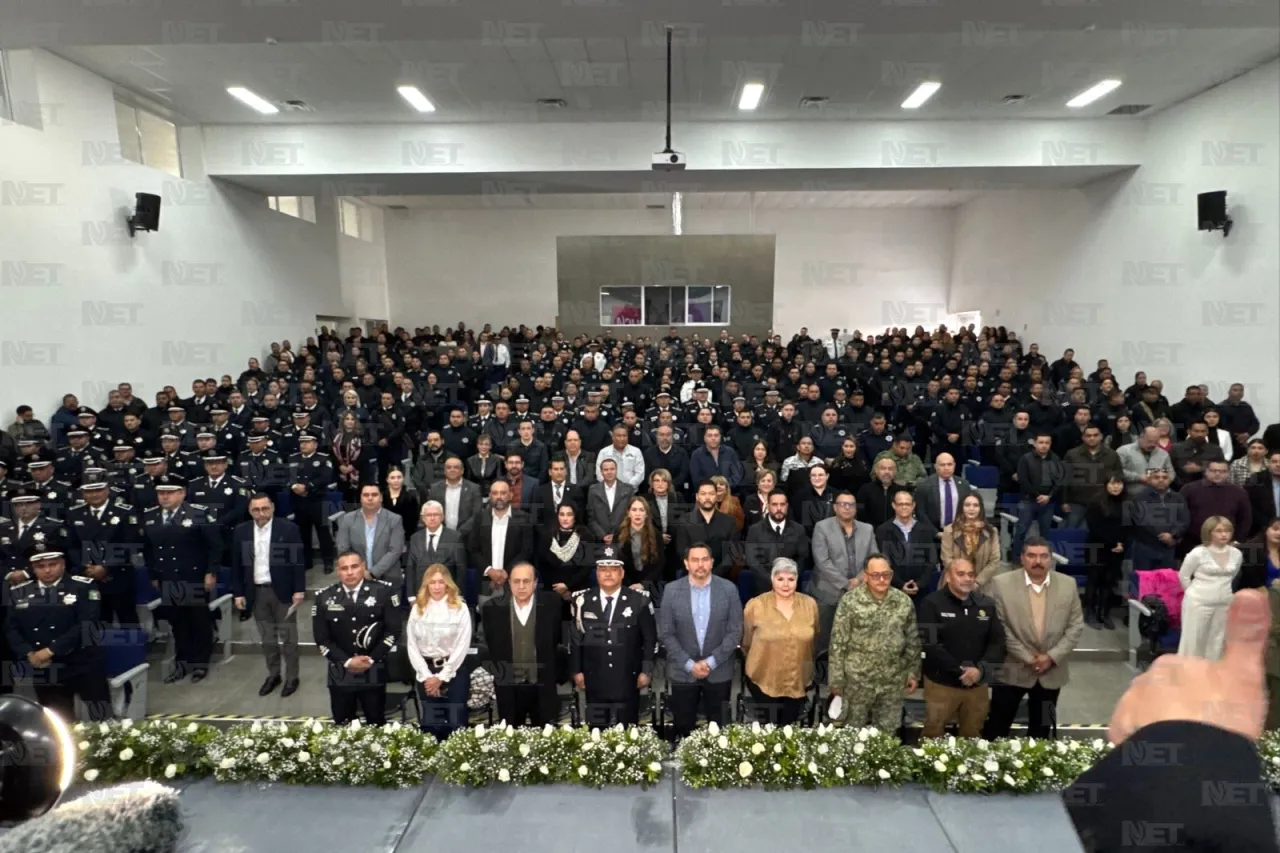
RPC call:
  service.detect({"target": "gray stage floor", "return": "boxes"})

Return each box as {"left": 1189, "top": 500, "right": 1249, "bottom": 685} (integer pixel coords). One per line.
{"left": 57, "top": 776, "right": 1088, "bottom": 853}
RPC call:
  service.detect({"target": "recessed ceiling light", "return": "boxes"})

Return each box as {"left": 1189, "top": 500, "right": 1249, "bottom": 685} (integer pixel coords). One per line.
{"left": 901, "top": 81, "right": 941, "bottom": 110}
{"left": 537, "top": 98, "right": 568, "bottom": 108}
{"left": 226, "top": 87, "right": 278, "bottom": 115}
{"left": 397, "top": 85, "right": 435, "bottom": 113}
{"left": 1066, "top": 79, "right": 1121, "bottom": 108}
{"left": 738, "top": 82, "right": 765, "bottom": 111}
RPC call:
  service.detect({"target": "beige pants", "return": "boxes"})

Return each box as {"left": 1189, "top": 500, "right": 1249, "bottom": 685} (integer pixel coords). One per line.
{"left": 922, "top": 677, "right": 990, "bottom": 738}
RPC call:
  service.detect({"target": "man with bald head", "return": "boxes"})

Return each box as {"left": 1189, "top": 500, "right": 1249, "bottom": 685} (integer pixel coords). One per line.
{"left": 479, "top": 561, "right": 562, "bottom": 726}
{"left": 914, "top": 453, "right": 975, "bottom": 533}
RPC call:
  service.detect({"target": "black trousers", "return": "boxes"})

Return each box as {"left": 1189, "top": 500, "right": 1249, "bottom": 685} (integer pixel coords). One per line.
{"left": 1087, "top": 550, "right": 1124, "bottom": 606}
{"left": 496, "top": 684, "right": 553, "bottom": 727}
{"left": 669, "top": 680, "right": 732, "bottom": 740}
{"left": 983, "top": 682, "right": 1060, "bottom": 740}
{"left": 295, "top": 502, "right": 336, "bottom": 568}
{"left": 330, "top": 686, "right": 387, "bottom": 725}
{"left": 100, "top": 584, "right": 139, "bottom": 628}
{"left": 166, "top": 600, "right": 213, "bottom": 671}
{"left": 584, "top": 692, "right": 640, "bottom": 728}
{"left": 37, "top": 670, "right": 113, "bottom": 723}
{"left": 746, "top": 681, "right": 807, "bottom": 726}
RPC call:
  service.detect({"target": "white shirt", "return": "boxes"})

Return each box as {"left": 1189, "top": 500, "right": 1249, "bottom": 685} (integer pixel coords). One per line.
{"left": 406, "top": 597, "right": 473, "bottom": 682}
{"left": 566, "top": 453, "right": 581, "bottom": 484}
{"left": 596, "top": 444, "right": 645, "bottom": 488}
{"left": 514, "top": 597, "right": 534, "bottom": 625}
{"left": 444, "top": 481, "right": 462, "bottom": 530}
{"left": 602, "top": 481, "right": 618, "bottom": 511}
{"left": 252, "top": 520, "right": 273, "bottom": 585}
{"left": 773, "top": 520, "right": 787, "bottom": 536}
{"left": 488, "top": 511, "right": 510, "bottom": 573}
{"left": 1024, "top": 571, "right": 1052, "bottom": 594}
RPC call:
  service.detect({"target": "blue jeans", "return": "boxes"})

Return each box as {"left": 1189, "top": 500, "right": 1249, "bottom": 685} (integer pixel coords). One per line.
{"left": 1012, "top": 498, "right": 1056, "bottom": 557}
{"left": 416, "top": 665, "right": 471, "bottom": 741}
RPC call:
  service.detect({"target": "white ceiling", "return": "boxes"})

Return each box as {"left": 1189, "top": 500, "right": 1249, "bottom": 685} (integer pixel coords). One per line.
{"left": 361, "top": 190, "right": 987, "bottom": 210}
{"left": 15, "top": 0, "right": 1275, "bottom": 124}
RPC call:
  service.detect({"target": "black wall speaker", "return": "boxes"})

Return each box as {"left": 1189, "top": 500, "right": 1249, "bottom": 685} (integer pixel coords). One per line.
{"left": 128, "top": 192, "right": 161, "bottom": 236}
{"left": 1197, "top": 190, "right": 1230, "bottom": 236}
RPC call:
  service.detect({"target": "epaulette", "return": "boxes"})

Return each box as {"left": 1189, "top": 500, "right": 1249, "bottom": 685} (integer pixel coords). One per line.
{"left": 189, "top": 503, "right": 208, "bottom": 511}
{"left": 632, "top": 587, "right": 651, "bottom": 598}
{"left": 375, "top": 578, "right": 392, "bottom": 586}
{"left": 144, "top": 506, "right": 160, "bottom": 512}
{"left": 71, "top": 575, "right": 94, "bottom": 584}
{"left": 70, "top": 501, "right": 87, "bottom": 509}
{"left": 12, "top": 580, "right": 31, "bottom": 589}
{"left": 570, "top": 588, "right": 588, "bottom": 598}
{"left": 116, "top": 502, "right": 133, "bottom": 511}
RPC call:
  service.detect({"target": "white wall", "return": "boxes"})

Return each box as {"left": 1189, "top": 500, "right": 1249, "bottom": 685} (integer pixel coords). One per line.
{"left": 950, "top": 60, "right": 1280, "bottom": 422}
{"left": 338, "top": 200, "right": 390, "bottom": 324}
{"left": 384, "top": 205, "right": 954, "bottom": 336}
{"left": 0, "top": 50, "right": 345, "bottom": 418}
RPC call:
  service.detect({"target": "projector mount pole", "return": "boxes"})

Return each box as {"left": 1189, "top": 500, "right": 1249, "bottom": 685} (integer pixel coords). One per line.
{"left": 663, "top": 25, "right": 673, "bottom": 155}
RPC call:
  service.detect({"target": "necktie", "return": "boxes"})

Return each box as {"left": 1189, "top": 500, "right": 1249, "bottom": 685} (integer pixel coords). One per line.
{"left": 554, "top": 485, "right": 563, "bottom": 505}
{"left": 602, "top": 594, "right": 614, "bottom": 625}
{"left": 164, "top": 511, "right": 173, "bottom": 525}
{"left": 96, "top": 507, "right": 104, "bottom": 522}
{"left": 17, "top": 524, "right": 25, "bottom": 539}
{"left": 348, "top": 587, "right": 358, "bottom": 604}
{"left": 943, "top": 480, "right": 954, "bottom": 526}
{"left": 427, "top": 533, "right": 436, "bottom": 557}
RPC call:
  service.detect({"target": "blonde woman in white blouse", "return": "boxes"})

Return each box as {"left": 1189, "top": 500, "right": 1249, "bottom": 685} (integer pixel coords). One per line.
{"left": 406, "top": 564, "right": 473, "bottom": 739}
{"left": 1177, "top": 516, "right": 1243, "bottom": 661}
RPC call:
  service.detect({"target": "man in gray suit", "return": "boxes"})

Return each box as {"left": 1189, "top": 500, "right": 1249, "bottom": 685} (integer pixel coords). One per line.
{"left": 914, "top": 453, "right": 975, "bottom": 534}
{"left": 405, "top": 500, "right": 465, "bottom": 599}
{"left": 335, "top": 483, "right": 406, "bottom": 588}
{"left": 586, "top": 458, "right": 635, "bottom": 542}
{"left": 426, "top": 457, "right": 483, "bottom": 535}
{"left": 810, "top": 490, "right": 880, "bottom": 653}
{"left": 657, "top": 542, "right": 743, "bottom": 740}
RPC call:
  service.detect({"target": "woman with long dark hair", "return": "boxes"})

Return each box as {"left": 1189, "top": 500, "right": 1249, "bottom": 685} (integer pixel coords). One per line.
{"left": 940, "top": 493, "right": 1002, "bottom": 591}
{"left": 615, "top": 496, "right": 664, "bottom": 592}
{"left": 538, "top": 503, "right": 595, "bottom": 609}
{"left": 1085, "top": 474, "right": 1128, "bottom": 628}
{"left": 332, "top": 410, "right": 369, "bottom": 504}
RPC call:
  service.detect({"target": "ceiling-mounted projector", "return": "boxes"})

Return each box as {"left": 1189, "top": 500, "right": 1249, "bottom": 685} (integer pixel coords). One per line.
{"left": 652, "top": 151, "right": 686, "bottom": 171}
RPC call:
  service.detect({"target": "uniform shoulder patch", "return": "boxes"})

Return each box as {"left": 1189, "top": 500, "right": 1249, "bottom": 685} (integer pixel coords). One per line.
{"left": 71, "top": 501, "right": 87, "bottom": 509}
{"left": 12, "top": 580, "right": 32, "bottom": 589}
{"left": 189, "top": 503, "right": 209, "bottom": 511}
{"left": 116, "top": 503, "right": 134, "bottom": 511}
{"left": 570, "top": 588, "right": 588, "bottom": 598}
{"left": 375, "top": 579, "right": 392, "bottom": 587}
{"left": 71, "top": 575, "right": 94, "bottom": 584}
{"left": 633, "top": 587, "right": 651, "bottom": 598}
{"left": 144, "top": 506, "right": 160, "bottom": 513}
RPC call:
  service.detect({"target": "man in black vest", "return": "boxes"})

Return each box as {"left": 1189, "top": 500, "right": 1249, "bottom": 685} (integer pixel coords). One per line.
{"left": 480, "top": 561, "right": 562, "bottom": 726}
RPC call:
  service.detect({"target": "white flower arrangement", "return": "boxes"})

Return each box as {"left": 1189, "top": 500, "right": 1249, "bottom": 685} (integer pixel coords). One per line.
{"left": 1257, "top": 731, "right": 1280, "bottom": 790}
{"left": 909, "top": 736, "right": 1112, "bottom": 794}
{"left": 73, "top": 719, "right": 216, "bottom": 784}
{"left": 429, "top": 723, "right": 666, "bottom": 788}
{"left": 677, "top": 724, "right": 912, "bottom": 790}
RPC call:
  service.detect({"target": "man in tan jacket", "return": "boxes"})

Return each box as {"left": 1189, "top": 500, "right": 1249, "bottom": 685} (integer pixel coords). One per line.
{"left": 982, "top": 536, "right": 1084, "bottom": 738}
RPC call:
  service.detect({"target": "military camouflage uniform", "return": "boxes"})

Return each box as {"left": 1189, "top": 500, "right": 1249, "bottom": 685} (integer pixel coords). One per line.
{"left": 828, "top": 584, "right": 921, "bottom": 729}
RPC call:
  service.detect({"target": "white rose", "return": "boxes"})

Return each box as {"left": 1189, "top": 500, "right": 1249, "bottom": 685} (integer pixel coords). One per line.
{"left": 498, "top": 769, "right": 511, "bottom": 782}
{"left": 388, "top": 722, "right": 401, "bottom": 733}
{"left": 835, "top": 767, "right": 845, "bottom": 779}
{"left": 99, "top": 723, "right": 110, "bottom": 734}
{"left": 78, "top": 741, "right": 91, "bottom": 751}
{"left": 616, "top": 744, "right": 626, "bottom": 754}
{"left": 1042, "top": 767, "right": 1055, "bottom": 778}
{"left": 459, "top": 762, "right": 471, "bottom": 772}
{"left": 973, "top": 774, "right": 987, "bottom": 783}
{"left": 505, "top": 725, "right": 515, "bottom": 736}
{"left": 957, "top": 764, "right": 969, "bottom": 776}
{"left": 707, "top": 721, "right": 720, "bottom": 737}
{"left": 164, "top": 764, "right": 177, "bottom": 779}
{"left": 1091, "top": 738, "right": 1105, "bottom": 750}
{"left": 912, "top": 748, "right": 925, "bottom": 757}
{"left": 984, "top": 760, "right": 999, "bottom": 773}
{"left": 256, "top": 753, "right": 270, "bottom": 765}
{"left": 578, "top": 766, "right": 589, "bottom": 778}
{"left": 120, "top": 719, "right": 132, "bottom": 729}
{"left": 1003, "top": 774, "right": 1016, "bottom": 786}
{"left": 717, "top": 736, "right": 729, "bottom": 749}
{"left": 648, "top": 762, "right": 661, "bottom": 773}
{"left": 298, "top": 752, "right": 311, "bottom": 763}
{"left": 282, "top": 738, "right": 295, "bottom": 749}
{"left": 542, "top": 724, "right": 554, "bottom": 737}
{"left": 773, "top": 744, "right": 783, "bottom": 754}
{"left": 933, "top": 761, "right": 947, "bottom": 772}
{"left": 806, "top": 762, "right": 818, "bottom": 774}
{"left": 817, "top": 744, "right": 829, "bottom": 755}
{"left": 519, "top": 744, "right": 531, "bottom": 757}
{"left": 853, "top": 743, "right": 865, "bottom": 756}
{"left": 616, "top": 761, "right": 625, "bottom": 770}
{"left": 475, "top": 724, "right": 487, "bottom": 738}
{"left": 333, "top": 756, "right": 345, "bottom": 766}
{"left": 250, "top": 722, "right": 262, "bottom": 734}
{"left": 946, "top": 736, "right": 956, "bottom": 749}
{"left": 1010, "top": 741, "right": 1022, "bottom": 754}
{"left": 220, "top": 758, "right": 235, "bottom": 770}
{"left": 751, "top": 743, "right": 765, "bottom": 755}
{"left": 83, "top": 768, "right": 100, "bottom": 782}
{"left": 751, "top": 721, "right": 762, "bottom": 734}
{"left": 738, "top": 761, "right": 753, "bottom": 778}
{"left": 783, "top": 725, "right": 794, "bottom": 739}
{"left": 350, "top": 720, "right": 362, "bottom": 732}
{"left": 1012, "top": 759, "right": 1024, "bottom": 769}
{"left": 480, "top": 744, "right": 491, "bottom": 753}
{"left": 977, "top": 739, "right": 989, "bottom": 750}
{"left": 1055, "top": 742, "right": 1068, "bottom": 755}
{"left": 698, "top": 758, "right": 708, "bottom": 768}
{"left": 591, "top": 729, "right": 601, "bottom": 742}
{"left": 629, "top": 728, "right": 639, "bottom": 741}
{"left": 772, "top": 763, "right": 781, "bottom": 772}
{"left": 118, "top": 748, "right": 134, "bottom": 761}
{"left": 74, "top": 723, "right": 86, "bottom": 734}
{"left": 383, "top": 761, "right": 392, "bottom": 769}
{"left": 936, "top": 753, "right": 948, "bottom": 765}
{"left": 540, "top": 765, "right": 550, "bottom": 775}
{"left": 877, "top": 769, "right": 891, "bottom": 781}
{"left": 857, "top": 728, "right": 870, "bottom": 742}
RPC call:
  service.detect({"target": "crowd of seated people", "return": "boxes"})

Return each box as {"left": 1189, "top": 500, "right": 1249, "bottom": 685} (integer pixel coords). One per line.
{"left": 2, "top": 321, "right": 1280, "bottom": 740}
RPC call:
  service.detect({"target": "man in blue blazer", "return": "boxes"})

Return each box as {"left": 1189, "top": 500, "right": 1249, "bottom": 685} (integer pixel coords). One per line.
{"left": 231, "top": 492, "right": 307, "bottom": 697}
{"left": 657, "top": 541, "right": 743, "bottom": 740}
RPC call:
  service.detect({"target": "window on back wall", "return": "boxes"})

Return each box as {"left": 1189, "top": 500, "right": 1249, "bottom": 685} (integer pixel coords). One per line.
{"left": 267, "top": 195, "right": 317, "bottom": 223}
{"left": 599, "top": 285, "right": 730, "bottom": 326}
{"left": 114, "top": 100, "right": 182, "bottom": 178}
{"left": 339, "top": 198, "right": 366, "bottom": 239}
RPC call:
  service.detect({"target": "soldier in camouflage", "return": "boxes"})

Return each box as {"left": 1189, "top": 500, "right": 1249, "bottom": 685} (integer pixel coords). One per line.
{"left": 828, "top": 554, "right": 921, "bottom": 730}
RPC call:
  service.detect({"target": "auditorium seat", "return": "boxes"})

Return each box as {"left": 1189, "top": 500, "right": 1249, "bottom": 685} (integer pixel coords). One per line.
{"left": 1047, "top": 528, "right": 1089, "bottom": 589}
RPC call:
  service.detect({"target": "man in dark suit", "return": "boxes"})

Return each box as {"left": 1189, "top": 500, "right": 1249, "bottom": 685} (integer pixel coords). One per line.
{"left": 312, "top": 550, "right": 401, "bottom": 725}
{"left": 480, "top": 561, "right": 563, "bottom": 726}
{"left": 874, "top": 490, "right": 940, "bottom": 611}
{"left": 657, "top": 542, "right": 743, "bottom": 740}
{"left": 1246, "top": 450, "right": 1280, "bottom": 537}
{"left": 914, "top": 452, "right": 976, "bottom": 533}
{"left": 562, "top": 430, "right": 596, "bottom": 489}
{"left": 586, "top": 459, "right": 635, "bottom": 542}
{"left": 744, "top": 489, "right": 811, "bottom": 592}
{"left": 674, "top": 481, "right": 738, "bottom": 577}
{"left": 231, "top": 493, "right": 307, "bottom": 697}
{"left": 529, "top": 456, "right": 583, "bottom": 535}
{"left": 570, "top": 547, "right": 657, "bottom": 727}
{"left": 405, "top": 500, "right": 466, "bottom": 597}
{"left": 1, "top": 489, "right": 67, "bottom": 584}
{"left": 466, "top": 480, "right": 535, "bottom": 601}
{"left": 426, "top": 457, "right": 483, "bottom": 535}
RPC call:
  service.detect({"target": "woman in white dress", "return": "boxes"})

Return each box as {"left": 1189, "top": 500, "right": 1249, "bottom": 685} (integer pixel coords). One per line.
{"left": 1177, "top": 516, "right": 1243, "bottom": 660}
{"left": 405, "top": 564, "right": 473, "bottom": 739}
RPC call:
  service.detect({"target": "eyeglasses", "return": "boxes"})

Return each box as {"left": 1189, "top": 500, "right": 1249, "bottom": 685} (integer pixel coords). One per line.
{"left": 834, "top": 501, "right": 855, "bottom": 508}
{"left": 864, "top": 571, "right": 893, "bottom": 580}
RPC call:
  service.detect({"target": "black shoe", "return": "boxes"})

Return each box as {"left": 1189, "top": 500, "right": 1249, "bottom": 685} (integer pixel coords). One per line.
{"left": 1100, "top": 608, "right": 1116, "bottom": 630}
{"left": 281, "top": 679, "right": 299, "bottom": 698}
{"left": 191, "top": 669, "right": 209, "bottom": 684}
{"left": 163, "top": 668, "right": 186, "bottom": 684}
{"left": 259, "top": 675, "right": 282, "bottom": 696}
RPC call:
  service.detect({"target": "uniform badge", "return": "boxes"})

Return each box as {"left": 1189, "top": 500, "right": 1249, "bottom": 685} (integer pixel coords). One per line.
{"left": 33, "top": 532, "right": 45, "bottom": 542}
{"left": 224, "top": 488, "right": 233, "bottom": 496}
{"left": 63, "top": 594, "right": 77, "bottom": 604}
{"left": 461, "top": 438, "right": 469, "bottom": 443}
{"left": 129, "top": 516, "right": 137, "bottom": 524}
{"left": 364, "top": 596, "right": 376, "bottom": 606}
{"left": 313, "top": 461, "right": 320, "bottom": 467}
{"left": 583, "top": 611, "right": 598, "bottom": 620}
{"left": 74, "top": 520, "right": 85, "bottom": 526}
{"left": 622, "top": 607, "right": 632, "bottom": 618}
{"left": 110, "top": 515, "right": 120, "bottom": 525}
{"left": 0, "top": 538, "right": 9, "bottom": 546}
{"left": 181, "top": 518, "right": 193, "bottom": 528}
{"left": 89, "top": 590, "right": 100, "bottom": 600}
{"left": 47, "top": 492, "right": 56, "bottom": 500}
{"left": 391, "top": 594, "right": 400, "bottom": 607}
{"left": 15, "top": 601, "right": 28, "bottom": 609}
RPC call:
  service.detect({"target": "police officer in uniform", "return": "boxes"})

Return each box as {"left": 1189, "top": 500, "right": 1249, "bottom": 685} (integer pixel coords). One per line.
{"left": 312, "top": 550, "right": 400, "bottom": 725}
{"left": 108, "top": 439, "right": 145, "bottom": 500}
{"left": 0, "top": 459, "right": 13, "bottom": 519}
{"left": 2, "top": 487, "right": 68, "bottom": 583}
{"left": 56, "top": 427, "right": 106, "bottom": 487}
{"left": 3, "top": 549, "right": 112, "bottom": 721}
{"left": 289, "top": 433, "right": 337, "bottom": 573}
{"left": 143, "top": 473, "right": 221, "bottom": 683}
{"left": 238, "top": 432, "right": 289, "bottom": 500}
{"left": 76, "top": 407, "right": 115, "bottom": 456}
{"left": 159, "top": 429, "right": 199, "bottom": 479}
{"left": 188, "top": 449, "right": 250, "bottom": 566}
{"left": 26, "top": 448, "right": 75, "bottom": 521}
{"left": 207, "top": 405, "right": 245, "bottom": 461}
{"left": 570, "top": 546, "right": 657, "bottom": 727}
{"left": 131, "top": 454, "right": 169, "bottom": 511}
{"left": 66, "top": 474, "right": 142, "bottom": 628}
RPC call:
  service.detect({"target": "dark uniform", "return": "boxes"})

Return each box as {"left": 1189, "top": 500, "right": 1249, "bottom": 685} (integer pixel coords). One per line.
{"left": 288, "top": 443, "right": 337, "bottom": 572}
{"left": 3, "top": 552, "right": 111, "bottom": 721}
{"left": 142, "top": 476, "right": 222, "bottom": 681}
{"left": 186, "top": 460, "right": 251, "bottom": 566}
{"left": 569, "top": 551, "right": 657, "bottom": 727}
{"left": 0, "top": 502, "right": 67, "bottom": 578}
{"left": 237, "top": 439, "right": 289, "bottom": 499}
{"left": 207, "top": 411, "right": 246, "bottom": 461}
{"left": 65, "top": 487, "right": 143, "bottom": 628}
{"left": 55, "top": 434, "right": 107, "bottom": 487}
{"left": 312, "top": 578, "right": 400, "bottom": 724}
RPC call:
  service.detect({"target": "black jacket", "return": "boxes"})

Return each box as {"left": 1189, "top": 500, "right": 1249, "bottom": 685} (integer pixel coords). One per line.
{"left": 917, "top": 586, "right": 1006, "bottom": 688}
{"left": 743, "top": 518, "right": 811, "bottom": 591}
{"left": 856, "top": 480, "right": 908, "bottom": 529}
{"left": 1017, "top": 451, "right": 1066, "bottom": 499}
{"left": 874, "top": 518, "right": 941, "bottom": 592}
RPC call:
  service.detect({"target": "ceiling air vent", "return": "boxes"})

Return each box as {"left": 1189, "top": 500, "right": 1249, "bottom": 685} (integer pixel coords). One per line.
{"left": 645, "top": 204, "right": 666, "bottom": 210}
{"left": 1107, "top": 104, "right": 1150, "bottom": 115}
{"left": 280, "top": 99, "right": 313, "bottom": 112}
{"left": 799, "top": 96, "right": 829, "bottom": 108}
{"left": 537, "top": 98, "right": 568, "bottom": 109}
{"left": 387, "top": 205, "right": 409, "bottom": 211}
{"left": 1001, "top": 94, "right": 1028, "bottom": 104}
